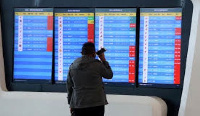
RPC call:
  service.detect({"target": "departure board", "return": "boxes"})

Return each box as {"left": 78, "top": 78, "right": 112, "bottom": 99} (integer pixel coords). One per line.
{"left": 55, "top": 8, "right": 94, "bottom": 82}
{"left": 139, "top": 8, "right": 182, "bottom": 87}
{"left": 95, "top": 8, "right": 136, "bottom": 83}
{"left": 14, "top": 8, "right": 53, "bottom": 81}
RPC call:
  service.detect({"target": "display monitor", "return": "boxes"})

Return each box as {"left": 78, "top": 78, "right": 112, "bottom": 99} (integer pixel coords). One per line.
{"left": 139, "top": 8, "right": 182, "bottom": 87}
{"left": 54, "top": 8, "right": 94, "bottom": 82}
{"left": 13, "top": 8, "right": 53, "bottom": 82}
{"left": 95, "top": 8, "right": 136, "bottom": 84}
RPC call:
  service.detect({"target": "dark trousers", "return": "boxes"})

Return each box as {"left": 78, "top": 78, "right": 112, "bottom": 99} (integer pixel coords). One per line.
{"left": 71, "top": 105, "right": 105, "bottom": 116}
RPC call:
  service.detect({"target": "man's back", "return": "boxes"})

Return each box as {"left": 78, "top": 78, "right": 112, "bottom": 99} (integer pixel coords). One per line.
{"left": 66, "top": 42, "right": 113, "bottom": 116}
{"left": 67, "top": 55, "right": 113, "bottom": 108}
{"left": 70, "top": 56, "right": 104, "bottom": 89}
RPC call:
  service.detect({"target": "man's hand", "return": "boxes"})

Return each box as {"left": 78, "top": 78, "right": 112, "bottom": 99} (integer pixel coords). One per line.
{"left": 98, "top": 53, "right": 106, "bottom": 62}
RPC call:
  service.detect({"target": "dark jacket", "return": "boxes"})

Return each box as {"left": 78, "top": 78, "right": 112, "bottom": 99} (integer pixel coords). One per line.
{"left": 67, "top": 55, "right": 113, "bottom": 108}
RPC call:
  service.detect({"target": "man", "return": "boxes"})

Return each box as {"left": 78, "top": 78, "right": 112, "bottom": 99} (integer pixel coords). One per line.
{"left": 66, "top": 42, "right": 113, "bottom": 116}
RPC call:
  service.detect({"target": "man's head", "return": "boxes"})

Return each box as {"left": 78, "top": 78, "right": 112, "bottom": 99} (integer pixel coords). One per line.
{"left": 81, "top": 42, "right": 96, "bottom": 58}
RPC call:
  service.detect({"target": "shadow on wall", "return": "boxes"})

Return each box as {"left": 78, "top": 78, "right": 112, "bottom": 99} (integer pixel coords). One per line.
{"left": 0, "top": 18, "right": 7, "bottom": 91}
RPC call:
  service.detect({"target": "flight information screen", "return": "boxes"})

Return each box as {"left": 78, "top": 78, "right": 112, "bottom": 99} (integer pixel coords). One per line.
{"left": 55, "top": 8, "right": 94, "bottom": 82}
{"left": 139, "top": 8, "right": 182, "bottom": 87}
{"left": 14, "top": 8, "right": 53, "bottom": 81}
{"left": 95, "top": 8, "right": 136, "bottom": 83}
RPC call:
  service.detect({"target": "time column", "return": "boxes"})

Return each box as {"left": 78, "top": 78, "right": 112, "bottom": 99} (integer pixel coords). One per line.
{"left": 88, "top": 13, "right": 94, "bottom": 43}
{"left": 129, "top": 14, "right": 136, "bottom": 83}
{"left": 174, "top": 14, "right": 182, "bottom": 84}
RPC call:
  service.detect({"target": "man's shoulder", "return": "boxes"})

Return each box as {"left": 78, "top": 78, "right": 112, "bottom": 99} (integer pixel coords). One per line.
{"left": 69, "top": 57, "right": 80, "bottom": 67}
{"left": 72, "top": 57, "right": 81, "bottom": 63}
{"left": 94, "top": 59, "right": 102, "bottom": 63}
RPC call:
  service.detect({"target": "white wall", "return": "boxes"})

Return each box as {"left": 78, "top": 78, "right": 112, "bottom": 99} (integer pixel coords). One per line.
{"left": 178, "top": 0, "right": 200, "bottom": 116}
{"left": 0, "top": 91, "right": 167, "bottom": 116}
